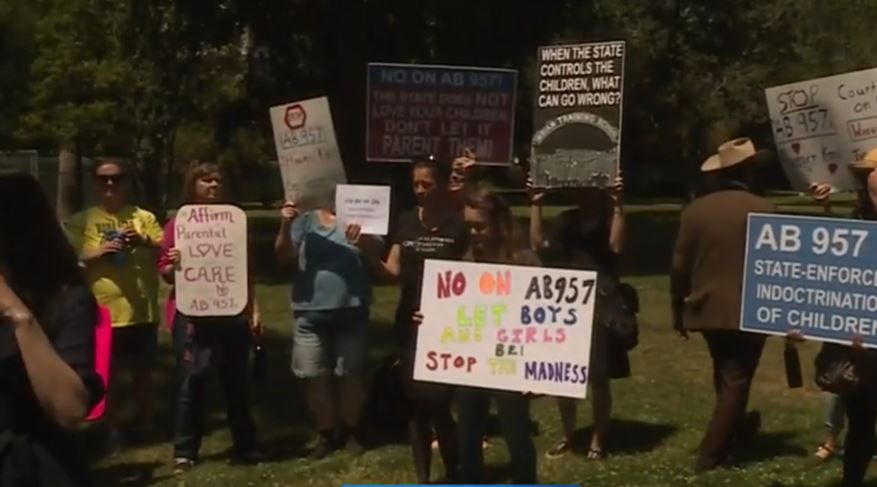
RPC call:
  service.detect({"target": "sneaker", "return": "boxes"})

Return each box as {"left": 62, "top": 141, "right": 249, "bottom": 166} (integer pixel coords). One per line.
{"left": 345, "top": 436, "right": 365, "bottom": 457}
{"left": 173, "top": 458, "right": 195, "bottom": 475}
{"left": 545, "top": 439, "right": 572, "bottom": 459}
{"left": 308, "top": 436, "right": 333, "bottom": 460}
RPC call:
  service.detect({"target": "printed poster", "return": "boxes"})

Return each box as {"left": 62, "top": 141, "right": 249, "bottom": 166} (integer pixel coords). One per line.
{"left": 531, "top": 40, "right": 625, "bottom": 188}
{"left": 742, "top": 213, "right": 877, "bottom": 348}
{"left": 366, "top": 63, "right": 517, "bottom": 165}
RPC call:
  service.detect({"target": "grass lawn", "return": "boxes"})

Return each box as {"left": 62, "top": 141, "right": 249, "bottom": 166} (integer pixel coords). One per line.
{"left": 90, "top": 197, "right": 869, "bottom": 487}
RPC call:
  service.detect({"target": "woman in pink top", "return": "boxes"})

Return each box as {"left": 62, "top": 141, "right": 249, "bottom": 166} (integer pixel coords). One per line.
{"left": 157, "top": 162, "right": 262, "bottom": 473}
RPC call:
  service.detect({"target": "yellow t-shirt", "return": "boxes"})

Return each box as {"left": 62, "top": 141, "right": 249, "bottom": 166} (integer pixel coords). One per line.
{"left": 67, "top": 206, "right": 164, "bottom": 328}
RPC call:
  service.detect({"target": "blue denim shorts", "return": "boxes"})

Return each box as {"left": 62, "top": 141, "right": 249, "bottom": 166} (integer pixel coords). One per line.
{"left": 292, "top": 306, "right": 369, "bottom": 378}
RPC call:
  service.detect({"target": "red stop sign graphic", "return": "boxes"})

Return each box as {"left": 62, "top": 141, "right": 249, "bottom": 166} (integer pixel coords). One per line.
{"left": 284, "top": 104, "right": 306, "bottom": 130}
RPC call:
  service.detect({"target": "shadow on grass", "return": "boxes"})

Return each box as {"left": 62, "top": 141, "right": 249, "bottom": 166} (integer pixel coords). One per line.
{"left": 730, "top": 430, "right": 809, "bottom": 466}
{"left": 92, "top": 461, "right": 169, "bottom": 487}
{"left": 567, "top": 419, "right": 678, "bottom": 456}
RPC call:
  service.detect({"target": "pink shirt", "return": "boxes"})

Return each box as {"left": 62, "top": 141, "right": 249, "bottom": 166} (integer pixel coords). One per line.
{"left": 157, "top": 218, "right": 177, "bottom": 329}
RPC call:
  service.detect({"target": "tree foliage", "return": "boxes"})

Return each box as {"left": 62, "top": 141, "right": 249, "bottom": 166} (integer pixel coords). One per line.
{"left": 7, "top": 0, "right": 877, "bottom": 206}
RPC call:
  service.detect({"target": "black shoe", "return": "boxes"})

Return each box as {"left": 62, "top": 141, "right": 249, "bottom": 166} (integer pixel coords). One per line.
{"left": 733, "top": 410, "right": 761, "bottom": 447}
{"left": 230, "top": 449, "right": 263, "bottom": 465}
{"left": 345, "top": 435, "right": 365, "bottom": 457}
{"left": 308, "top": 435, "right": 333, "bottom": 460}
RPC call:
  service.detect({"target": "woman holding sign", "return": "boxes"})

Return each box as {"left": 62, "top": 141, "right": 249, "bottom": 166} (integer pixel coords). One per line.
{"left": 274, "top": 190, "right": 375, "bottom": 460}
{"left": 802, "top": 153, "right": 877, "bottom": 486}
{"left": 158, "top": 162, "right": 261, "bottom": 473}
{"left": 375, "top": 157, "right": 466, "bottom": 483}
{"left": 528, "top": 174, "right": 628, "bottom": 460}
{"left": 414, "top": 188, "right": 540, "bottom": 484}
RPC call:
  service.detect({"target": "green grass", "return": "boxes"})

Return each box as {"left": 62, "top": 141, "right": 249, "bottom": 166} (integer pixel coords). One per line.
{"left": 92, "top": 197, "right": 867, "bottom": 487}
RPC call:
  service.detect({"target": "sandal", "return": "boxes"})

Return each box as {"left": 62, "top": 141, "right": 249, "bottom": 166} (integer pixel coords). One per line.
{"left": 587, "top": 447, "right": 606, "bottom": 460}
{"left": 545, "top": 440, "right": 572, "bottom": 459}
{"left": 814, "top": 443, "right": 836, "bottom": 462}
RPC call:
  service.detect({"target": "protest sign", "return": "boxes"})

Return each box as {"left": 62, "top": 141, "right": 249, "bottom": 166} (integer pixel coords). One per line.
{"left": 175, "top": 204, "right": 248, "bottom": 317}
{"left": 269, "top": 97, "right": 347, "bottom": 209}
{"left": 414, "top": 259, "right": 596, "bottom": 398}
{"left": 531, "top": 40, "right": 625, "bottom": 188}
{"left": 366, "top": 63, "right": 517, "bottom": 165}
{"left": 335, "top": 184, "right": 391, "bottom": 236}
{"left": 741, "top": 213, "right": 877, "bottom": 348}
{"left": 765, "top": 67, "right": 877, "bottom": 192}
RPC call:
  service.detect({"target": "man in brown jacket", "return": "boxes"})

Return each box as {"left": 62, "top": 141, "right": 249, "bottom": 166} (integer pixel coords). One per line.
{"left": 670, "top": 138, "right": 776, "bottom": 473}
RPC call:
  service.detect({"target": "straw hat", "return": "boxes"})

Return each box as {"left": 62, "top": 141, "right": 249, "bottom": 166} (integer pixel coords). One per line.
{"left": 700, "top": 137, "right": 773, "bottom": 173}
{"left": 849, "top": 148, "right": 877, "bottom": 175}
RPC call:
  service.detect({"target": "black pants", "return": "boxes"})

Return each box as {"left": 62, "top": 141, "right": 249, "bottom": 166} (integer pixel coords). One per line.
{"left": 843, "top": 380, "right": 877, "bottom": 486}
{"left": 173, "top": 316, "right": 257, "bottom": 460}
{"left": 696, "top": 330, "right": 766, "bottom": 471}
{"left": 456, "top": 387, "right": 536, "bottom": 484}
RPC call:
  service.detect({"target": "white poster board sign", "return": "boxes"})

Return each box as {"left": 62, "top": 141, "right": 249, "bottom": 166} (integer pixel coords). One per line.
{"left": 175, "top": 204, "right": 248, "bottom": 317}
{"left": 765, "top": 67, "right": 877, "bottom": 192}
{"left": 270, "top": 96, "right": 347, "bottom": 209}
{"left": 414, "top": 259, "right": 596, "bottom": 398}
{"left": 335, "top": 184, "right": 391, "bottom": 236}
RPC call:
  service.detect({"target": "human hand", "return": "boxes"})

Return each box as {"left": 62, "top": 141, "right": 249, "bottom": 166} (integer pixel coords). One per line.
{"left": 808, "top": 182, "right": 832, "bottom": 203}
{"left": 167, "top": 248, "right": 182, "bottom": 270}
{"left": 0, "top": 274, "right": 32, "bottom": 325}
{"left": 608, "top": 173, "right": 624, "bottom": 204}
{"left": 527, "top": 173, "right": 546, "bottom": 206}
{"left": 345, "top": 223, "right": 363, "bottom": 246}
{"left": 786, "top": 330, "right": 806, "bottom": 343}
{"left": 250, "top": 310, "right": 263, "bottom": 336}
{"left": 100, "top": 237, "right": 125, "bottom": 256}
{"left": 280, "top": 201, "right": 300, "bottom": 223}
{"left": 120, "top": 224, "right": 144, "bottom": 246}
{"left": 450, "top": 148, "right": 477, "bottom": 191}
{"left": 851, "top": 334, "right": 866, "bottom": 352}
{"left": 412, "top": 311, "right": 424, "bottom": 326}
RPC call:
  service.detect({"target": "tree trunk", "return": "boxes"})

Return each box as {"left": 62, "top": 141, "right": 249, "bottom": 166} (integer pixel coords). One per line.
{"left": 56, "top": 144, "right": 78, "bottom": 221}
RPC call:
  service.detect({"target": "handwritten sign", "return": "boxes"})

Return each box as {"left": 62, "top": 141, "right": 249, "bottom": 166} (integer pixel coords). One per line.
{"left": 335, "top": 184, "right": 391, "bottom": 236}
{"left": 531, "top": 41, "right": 625, "bottom": 188}
{"left": 175, "top": 205, "right": 248, "bottom": 317}
{"left": 366, "top": 63, "right": 517, "bottom": 165}
{"left": 742, "top": 213, "right": 877, "bottom": 348}
{"left": 414, "top": 259, "right": 596, "bottom": 398}
{"left": 270, "top": 97, "right": 347, "bottom": 209}
{"left": 765, "top": 67, "right": 877, "bottom": 192}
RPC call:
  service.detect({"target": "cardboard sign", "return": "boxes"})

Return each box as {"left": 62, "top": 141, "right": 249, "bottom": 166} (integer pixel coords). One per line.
{"left": 531, "top": 41, "right": 625, "bottom": 188}
{"left": 335, "top": 184, "right": 391, "bottom": 236}
{"left": 366, "top": 63, "right": 517, "bottom": 165}
{"left": 270, "top": 97, "right": 347, "bottom": 209}
{"left": 414, "top": 259, "right": 596, "bottom": 398}
{"left": 175, "top": 205, "right": 248, "bottom": 317}
{"left": 765, "top": 67, "right": 877, "bottom": 192}
{"left": 742, "top": 213, "right": 877, "bottom": 348}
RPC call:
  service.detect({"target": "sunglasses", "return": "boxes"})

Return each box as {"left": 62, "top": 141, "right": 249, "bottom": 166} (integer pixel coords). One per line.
{"left": 96, "top": 174, "right": 128, "bottom": 184}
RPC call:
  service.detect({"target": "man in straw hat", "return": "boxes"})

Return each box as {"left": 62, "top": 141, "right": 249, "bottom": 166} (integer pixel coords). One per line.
{"left": 670, "top": 137, "right": 775, "bottom": 472}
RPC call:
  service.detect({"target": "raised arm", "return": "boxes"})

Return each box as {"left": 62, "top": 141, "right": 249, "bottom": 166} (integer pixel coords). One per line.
{"left": 608, "top": 174, "right": 626, "bottom": 254}
{"left": 2, "top": 280, "right": 97, "bottom": 430}
{"left": 274, "top": 202, "right": 300, "bottom": 265}
{"left": 527, "top": 175, "right": 548, "bottom": 251}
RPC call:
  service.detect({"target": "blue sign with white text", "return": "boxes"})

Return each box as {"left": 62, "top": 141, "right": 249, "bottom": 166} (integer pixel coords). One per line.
{"left": 742, "top": 213, "right": 877, "bottom": 348}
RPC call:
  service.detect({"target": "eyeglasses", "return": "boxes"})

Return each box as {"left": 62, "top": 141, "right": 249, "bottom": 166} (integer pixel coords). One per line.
{"left": 96, "top": 174, "right": 128, "bottom": 184}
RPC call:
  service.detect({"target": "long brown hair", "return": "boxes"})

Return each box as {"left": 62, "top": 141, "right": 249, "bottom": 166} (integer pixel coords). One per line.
{"left": 463, "top": 188, "right": 523, "bottom": 262}
{"left": 0, "top": 170, "right": 84, "bottom": 334}
{"left": 181, "top": 162, "right": 224, "bottom": 204}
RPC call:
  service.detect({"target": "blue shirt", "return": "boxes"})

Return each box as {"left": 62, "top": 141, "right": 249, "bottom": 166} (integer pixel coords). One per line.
{"left": 291, "top": 211, "right": 371, "bottom": 310}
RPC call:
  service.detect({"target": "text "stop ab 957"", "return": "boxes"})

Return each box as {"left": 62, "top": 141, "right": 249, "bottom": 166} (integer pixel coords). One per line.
{"left": 755, "top": 224, "right": 869, "bottom": 258}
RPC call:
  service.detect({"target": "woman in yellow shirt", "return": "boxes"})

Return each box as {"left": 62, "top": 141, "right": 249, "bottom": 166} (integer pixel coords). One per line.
{"left": 66, "top": 158, "right": 163, "bottom": 453}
